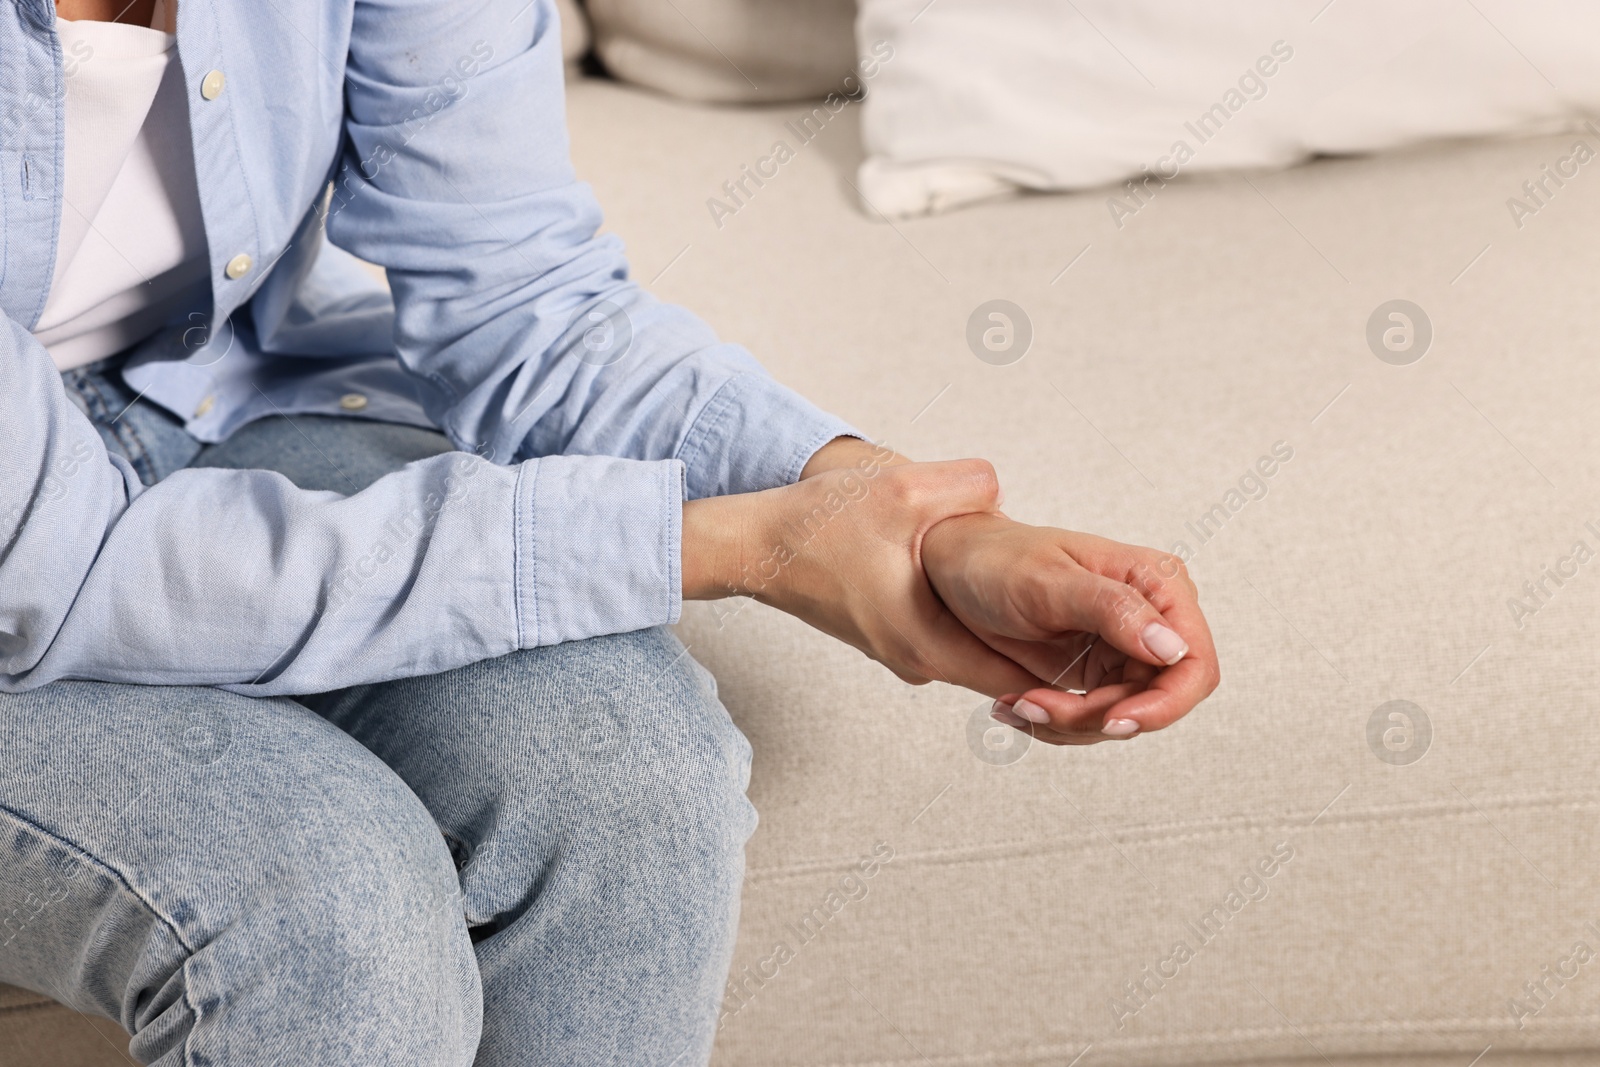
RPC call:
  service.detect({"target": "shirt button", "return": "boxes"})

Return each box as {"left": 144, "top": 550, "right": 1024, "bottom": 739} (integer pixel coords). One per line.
{"left": 200, "top": 69, "right": 226, "bottom": 100}
{"left": 339, "top": 392, "right": 369, "bottom": 411}
{"left": 225, "top": 253, "right": 252, "bottom": 280}
{"left": 194, "top": 395, "right": 215, "bottom": 417}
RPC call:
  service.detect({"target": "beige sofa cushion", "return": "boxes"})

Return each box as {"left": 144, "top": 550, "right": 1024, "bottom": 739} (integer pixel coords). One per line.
{"left": 586, "top": 0, "right": 856, "bottom": 103}
{"left": 0, "top": 989, "right": 134, "bottom": 1066}
{"left": 565, "top": 75, "right": 1600, "bottom": 1066}
{"left": 0, "top": 984, "right": 49, "bottom": 1012}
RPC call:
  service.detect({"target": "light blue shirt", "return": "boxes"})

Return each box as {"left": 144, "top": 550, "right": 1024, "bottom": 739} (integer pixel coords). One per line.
{"left": 0, "top": 0, "right": 857, "bottom": 694}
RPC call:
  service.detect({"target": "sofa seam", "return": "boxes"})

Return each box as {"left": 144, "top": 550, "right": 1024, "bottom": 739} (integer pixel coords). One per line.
{"left": 745, "top": 793, "right": 1600, "bottom": 883}
{"left": 0, "top": 998, "right": 58, "bottom": 1015}
{"left": 1043, "top": 789, "right": 1600, "bottom": 844}
{"left": 801, "top": 1017, "right": 1600, "bottom": 1067}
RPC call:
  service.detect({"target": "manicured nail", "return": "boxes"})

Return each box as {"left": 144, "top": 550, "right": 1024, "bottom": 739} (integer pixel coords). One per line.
{"left": 1141, "top": 622, "right": 1188, "bottom": 665}
{"left": 991, "top": 707, "right": 1029, "bottom": 729}
{"left": 1102, "top": 718, "right": 1140, "bottom": 738}
{"left": 1012, "top": 698, "right": 1051, "bottom": 724}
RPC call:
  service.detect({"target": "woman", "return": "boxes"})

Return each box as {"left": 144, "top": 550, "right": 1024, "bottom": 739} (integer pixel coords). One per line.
{"left": 0, "top": 0, "right": 1219, "bottom": 1063}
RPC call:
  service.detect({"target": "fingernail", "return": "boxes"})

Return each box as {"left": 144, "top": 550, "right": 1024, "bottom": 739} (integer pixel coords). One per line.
{"left": 991, "top": 707, "right": 1029, "bottom": 729}
{"left": 1141, "top": 622, "right": 1188, "bottom": 665}
{"left": 1011, "top": 697, "right": 1051, "bottom": 724}
{"left": 995, "top": 487, "right": 1006, "bottom": 508}
{"left": 1103, "top": 718, "right": 1140, "bottom": 738}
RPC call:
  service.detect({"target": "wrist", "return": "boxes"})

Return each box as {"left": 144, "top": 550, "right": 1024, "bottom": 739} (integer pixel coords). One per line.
{"left": 799, "top": 435, "right": 910, "bottom": 480}
{"left": 922, "top": 509, "right": 1013, "bottom": 576}
{"left": 682, "top": 494, "right": 756, "bottom": 600}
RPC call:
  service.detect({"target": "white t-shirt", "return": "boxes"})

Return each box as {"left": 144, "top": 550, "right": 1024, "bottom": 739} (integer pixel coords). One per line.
{"left": 35, "top": 2, "right": 210, "bottom": 372}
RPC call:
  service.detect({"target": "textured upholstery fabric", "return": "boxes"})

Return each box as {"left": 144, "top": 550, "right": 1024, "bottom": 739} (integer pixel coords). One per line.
{"left": 7, "top": 76, "right": 1600, "bottom": 1066}
{"left": 0, "top": 985, "right": 46, "bottom": 1011}
{"left": 572, "top": 78, "right": 1600, "bottom": 1066}
{"left": 586, "top": 0, "right": 856, "bottom": 103}
{"left": 0, "top": 996, "right": 134, "bottom": 1065}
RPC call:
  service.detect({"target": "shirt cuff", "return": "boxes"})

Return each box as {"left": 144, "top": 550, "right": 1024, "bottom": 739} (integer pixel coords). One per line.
{"left": 677, "top": 372, "right": 866, "bottom": 499}
{"left": 515, "top": 453, "right": 684, "bottom": 647}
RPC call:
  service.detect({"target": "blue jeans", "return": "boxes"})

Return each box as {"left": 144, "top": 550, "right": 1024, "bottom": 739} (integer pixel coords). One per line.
{"left": 0, "top": 358, "right": 757, "bottom": 1066}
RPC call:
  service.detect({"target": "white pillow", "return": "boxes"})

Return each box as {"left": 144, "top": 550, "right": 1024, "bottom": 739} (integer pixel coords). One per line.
{"left": 855, "top": 0, "right": 1600, "bottom": 218}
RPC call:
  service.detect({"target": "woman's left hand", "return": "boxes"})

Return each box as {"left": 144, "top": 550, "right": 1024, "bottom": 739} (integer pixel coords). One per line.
{"left": 919, "top": 513, "right": 1220, "bottom": 745}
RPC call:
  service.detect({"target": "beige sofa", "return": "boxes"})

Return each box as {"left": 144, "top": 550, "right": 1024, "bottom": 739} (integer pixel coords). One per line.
{"left": 8, "top": 73, "right": 1600, "bottom": 1066}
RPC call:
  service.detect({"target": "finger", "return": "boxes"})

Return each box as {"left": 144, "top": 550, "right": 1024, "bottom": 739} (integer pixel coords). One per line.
{"left": 1001, "top": 683, "right": 1145, "bottom": 739}
{"left": 1105, "top": 561, "right": 1220, "bottom": 733}
{"left": 971, "top": 631, "right": 1097, "bottom": 690}
{"left": 1126, "top": 550, "right": 1199, "bottom": 603}
{"left": 1121, "top": 658, "right": 1159, "bottom": 686}
{"left": 1032, "top": 727, "right": 1106, "bottom": 746}
{"left": 1131, "top": 558, "right": 1214, "bottom": 668}
{"left": 1084, "top": 638, "right": 1126, "bottom": 690}
{"left": 1041, "top": 570, "right": 1192, "bottom": 672}
{"left": 988, "top": 707, "right": 1106, "bottom": 747}
{"left": 1097, "top": 655, "right": 1218, "bottom": 733}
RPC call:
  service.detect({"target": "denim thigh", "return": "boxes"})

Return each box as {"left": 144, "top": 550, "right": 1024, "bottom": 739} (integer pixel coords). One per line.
{"left": 34, "top": 361, "right": 752, "bottom": 1065}
{"left": 0, "top": 680, "right": 482, "bottom": 1065}
{"left": 58, "top": 357, "right": 202, "bottom": 486}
